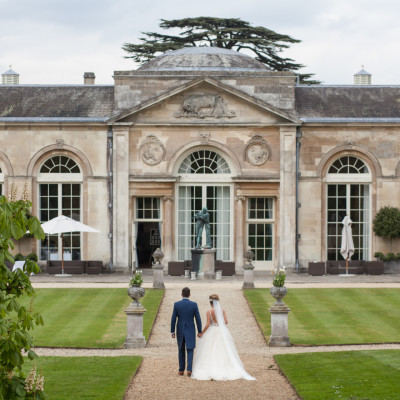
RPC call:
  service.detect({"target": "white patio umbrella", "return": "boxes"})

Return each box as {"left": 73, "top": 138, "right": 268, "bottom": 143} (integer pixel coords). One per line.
{"left": 41, "top": 215, "right": 100, "bottom": 275}
{"left": 340, "top": 215, "right": 355, "bottom": 275}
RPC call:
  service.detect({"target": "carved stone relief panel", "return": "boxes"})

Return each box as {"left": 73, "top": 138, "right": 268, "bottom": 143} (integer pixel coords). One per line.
{"left": 175, "top": 94, "right": 235, "bottom": 119}
{"left": 139, "top": 135, "right": 166, "bottom": 165}
{"left": 245, "top": 135, "right": 271, "bottom": 166}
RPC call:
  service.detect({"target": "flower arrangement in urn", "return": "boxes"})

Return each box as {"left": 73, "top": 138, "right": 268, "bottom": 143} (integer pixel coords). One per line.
{"left": 129, "top": 269, "right": 143, "bottom": 287}
{"left": 270, "top": 266, "right": 287, "bottom": 305}
{"left": 128, "top": 270, "right": 145, "bottom": 306}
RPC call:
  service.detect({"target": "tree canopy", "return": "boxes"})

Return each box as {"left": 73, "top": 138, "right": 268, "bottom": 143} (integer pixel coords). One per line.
{"left": 122, "top": 17, "right": 320, "bottom": 84}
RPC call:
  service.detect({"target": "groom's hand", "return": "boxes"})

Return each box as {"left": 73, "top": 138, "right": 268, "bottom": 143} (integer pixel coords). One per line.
{"left": 197, "top": 333, "right": 202, "bottom": 338}
{"left": 171, "top": 333, "right": 175, "bottom": 338}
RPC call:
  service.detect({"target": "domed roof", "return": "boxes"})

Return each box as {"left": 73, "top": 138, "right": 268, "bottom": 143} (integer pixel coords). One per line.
{"left": 138, "top": 47, "right": 270, "bottom": 71}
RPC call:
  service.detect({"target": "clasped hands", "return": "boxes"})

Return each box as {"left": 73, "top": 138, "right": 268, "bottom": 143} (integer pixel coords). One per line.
{"left": 170, "top": 333, "right": 202, "bottom": 338}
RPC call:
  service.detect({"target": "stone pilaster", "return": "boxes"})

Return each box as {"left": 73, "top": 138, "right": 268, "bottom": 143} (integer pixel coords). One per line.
{"left": 235, "top": 195, "right": 245, "bottom": 275}
{"left": 279, "top": 127, "right": 297, "bottom": 270}
{"left": 162, "top": 196, "right": 173, "bottom": 270}
{"left": 112, "top": 123, "right": 132, "bottom": 272}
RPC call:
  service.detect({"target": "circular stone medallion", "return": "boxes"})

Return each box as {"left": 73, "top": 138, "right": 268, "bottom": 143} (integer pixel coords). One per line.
{"left": 246, "top": 142, "right": 270, "bottom": 166}
{"left": 139, "top": 136, "right": 166, "bottom": 165}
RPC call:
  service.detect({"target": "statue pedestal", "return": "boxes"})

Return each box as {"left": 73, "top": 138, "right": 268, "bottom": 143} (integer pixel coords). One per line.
{"left": 152, "top": 264, "right": 165, "bottom": 289}
{"left": 191, "top": 249, "right": 216, "bottom": 279}
{"left": 124, "top": 303, "right": 146, "bottom": 348}
{"left": 268, "top": 303, "right": 291, "bottom": 347}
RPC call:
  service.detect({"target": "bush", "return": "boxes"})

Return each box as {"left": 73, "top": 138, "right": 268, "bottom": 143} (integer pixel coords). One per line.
{"left": 0, "top": 196, "right": 47, "bottom": 399}
{"left": 373, "top": 206, "right": 400, "bottom": 239}
{"left": 14, "top": 253, "right": 25, "bottom": 261}
{"left": 374, "top": 252, "right": 400, "bottom": 261}
{"left": 26, "top": 252, "right": 38, "bottom": 262}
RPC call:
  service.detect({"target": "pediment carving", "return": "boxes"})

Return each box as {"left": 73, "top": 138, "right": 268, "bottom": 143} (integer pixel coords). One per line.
{"left": 175, "top": 94, "right": 235, "bottom": 119}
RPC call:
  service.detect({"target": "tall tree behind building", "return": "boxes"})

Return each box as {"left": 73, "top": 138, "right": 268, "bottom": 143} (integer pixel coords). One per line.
{"left": 122, "top": 17, "right": 320, "bottom": 84}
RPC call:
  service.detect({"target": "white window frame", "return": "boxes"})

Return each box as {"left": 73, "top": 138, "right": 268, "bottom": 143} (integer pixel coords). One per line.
{"left": 246, "top": 197, "right": 275, "bottom": 269}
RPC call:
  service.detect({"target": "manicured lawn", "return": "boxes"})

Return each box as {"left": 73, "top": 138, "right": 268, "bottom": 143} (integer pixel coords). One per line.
{"left": 244, "top": 288, "right": 400, "bottom": 345}
{"left": 22, "top": 288, "right": 164, "bottom": 348}
{"left": 23, "top": 356, "right": 141, "bottom": 400}
{"left": 275, "top": 350, "right": 400, "bottom": 400}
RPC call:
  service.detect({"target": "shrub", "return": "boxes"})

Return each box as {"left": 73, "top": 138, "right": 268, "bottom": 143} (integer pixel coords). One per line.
{"left": 26, "top": 252, "right": 38, "bottom": 262}
{"left": 373, "top": 206, "right": 400, "bottom": 239}
{"left": 14, "top": 253, "right": 25, "bottom": 261}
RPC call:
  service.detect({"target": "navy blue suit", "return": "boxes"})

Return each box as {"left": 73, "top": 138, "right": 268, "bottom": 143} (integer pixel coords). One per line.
{"left": 171, "top": 298, "right": 202, "bottom": 372}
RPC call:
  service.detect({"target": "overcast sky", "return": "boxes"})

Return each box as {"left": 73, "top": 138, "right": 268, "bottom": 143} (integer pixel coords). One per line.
{"left": 1, "top": 0, "right": 399, "bottom": 85}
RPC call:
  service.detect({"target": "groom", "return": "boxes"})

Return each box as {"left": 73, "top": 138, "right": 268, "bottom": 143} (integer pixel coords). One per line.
{"left": 171, "top": 287, "right": 202, "bottom": 376}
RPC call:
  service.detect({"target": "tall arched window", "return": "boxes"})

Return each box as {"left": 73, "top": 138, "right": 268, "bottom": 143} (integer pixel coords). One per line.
{"left": 326, "top": 156, "right": 371, "bottom": 260}
{"left": 38, "top": 155, "right": 82, "bottom": 261}
{"left": 176, "top": 149, "right": 233, "bottom": 261}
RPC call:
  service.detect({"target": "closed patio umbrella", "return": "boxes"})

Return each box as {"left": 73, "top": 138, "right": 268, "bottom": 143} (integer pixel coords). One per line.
{"left": 41, "top": 215, "right": 100, "bottom": 275}
{"left": 340, "top": 215, "right": 355, "bottom": 275}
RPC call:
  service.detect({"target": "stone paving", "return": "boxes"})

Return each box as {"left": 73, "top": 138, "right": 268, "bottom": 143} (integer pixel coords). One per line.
{"left": 31, "top": 272, "right": 400, "bottom": 399}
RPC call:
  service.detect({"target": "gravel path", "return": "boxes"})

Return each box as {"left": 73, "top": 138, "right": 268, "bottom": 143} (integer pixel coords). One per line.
{"left": 32, "top": 279, "right": 400, "bottom": 400}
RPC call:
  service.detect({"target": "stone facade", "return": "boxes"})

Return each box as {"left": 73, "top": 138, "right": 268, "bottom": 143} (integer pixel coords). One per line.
{"left": 1, "top": 47, "right": 400, "bottom": 273}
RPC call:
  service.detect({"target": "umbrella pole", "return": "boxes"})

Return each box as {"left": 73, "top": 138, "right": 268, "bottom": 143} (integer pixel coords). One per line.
{"left": 346, "top": 257, "right": 349, "bottom": 275}
{"left": 61, "top": 233, "right": 64, "bottom": 275}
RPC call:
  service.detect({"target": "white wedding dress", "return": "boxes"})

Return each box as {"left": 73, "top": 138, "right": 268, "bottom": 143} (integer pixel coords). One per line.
{"left": 191, "top": 300, "right": 255, "bottom": 381}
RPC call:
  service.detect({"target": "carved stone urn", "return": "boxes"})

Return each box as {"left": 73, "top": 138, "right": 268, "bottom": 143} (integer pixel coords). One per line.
{"left": 270, "top": 286, "right": 288, "bottom": 306}
{"left": 127, "top": 285, "right": 146, "bottom": 307}
{"left": 152, "top": 248, "right": 164, "bottom": 265}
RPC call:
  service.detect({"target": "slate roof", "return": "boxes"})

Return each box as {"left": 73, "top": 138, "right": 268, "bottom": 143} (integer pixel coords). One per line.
{"left": 0, "top": 85, "right": 114, "bottom": 120}
{"left": 295, "top": 85, "right": 400, "bottom": 120}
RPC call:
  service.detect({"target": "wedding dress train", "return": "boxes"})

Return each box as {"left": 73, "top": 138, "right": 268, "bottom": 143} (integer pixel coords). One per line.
{"left": 191, "top": 300, "right": 255, "bottom": 381}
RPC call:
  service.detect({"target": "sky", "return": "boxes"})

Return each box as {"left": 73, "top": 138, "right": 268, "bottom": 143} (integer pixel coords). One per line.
{"left": 1, "top": 0, "right": 399, "bottom": 85}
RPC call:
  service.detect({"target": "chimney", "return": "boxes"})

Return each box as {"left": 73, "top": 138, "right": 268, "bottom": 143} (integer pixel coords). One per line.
{"left": 83, "top": 72, "right": 95, "bottom": 85}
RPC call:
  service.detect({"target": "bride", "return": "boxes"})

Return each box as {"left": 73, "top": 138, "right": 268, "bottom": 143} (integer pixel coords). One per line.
{"left": 191, "top": 294, "right": 255, "bottom": 381}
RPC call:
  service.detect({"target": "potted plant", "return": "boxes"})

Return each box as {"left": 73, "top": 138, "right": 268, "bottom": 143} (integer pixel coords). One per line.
{"left": 270, "top": 266, "right": 287, "bottom": 305}
{"left": 127, "top": 270, "right": 145, "bottom": 306}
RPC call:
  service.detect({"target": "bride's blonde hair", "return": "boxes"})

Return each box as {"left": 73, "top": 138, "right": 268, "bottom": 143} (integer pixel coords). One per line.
{"left": 209, "top": 294, "right": 219, "bottom": 304}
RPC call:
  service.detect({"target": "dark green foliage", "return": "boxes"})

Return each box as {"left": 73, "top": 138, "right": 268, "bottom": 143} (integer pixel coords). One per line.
{"left": 122, "top": 17, "right": 320, "bottom": 84}
{"left": 373, "top": 206, "right": 400, "bottom": 239}
{"left": 14, "top": 253, "right": 24, "bottom": 261}
{"left": 374, "top": 251, "right": 400, "bottom": 261}
{"left": 0, "top": 196, "right": 46, "bottom": 399}
{"left": 26, "top": 253, "right": 38, "bottom": 263}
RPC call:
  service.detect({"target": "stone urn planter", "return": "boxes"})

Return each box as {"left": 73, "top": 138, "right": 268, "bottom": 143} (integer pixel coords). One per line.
{"left": 127, "top": 285, "right": 146, "bottom": 306}
{"left": 270, "top": 286, "right": 288, "bottom": 306}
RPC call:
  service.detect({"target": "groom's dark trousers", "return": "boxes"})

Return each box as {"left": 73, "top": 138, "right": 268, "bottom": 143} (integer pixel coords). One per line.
{"left": 171, "top": 297, "right": 202, "bottom": 372}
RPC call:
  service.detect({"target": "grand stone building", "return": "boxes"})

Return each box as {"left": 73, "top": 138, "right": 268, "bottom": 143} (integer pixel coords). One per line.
{"left": 1, "top": 47, "right": 400, "bottom": 273}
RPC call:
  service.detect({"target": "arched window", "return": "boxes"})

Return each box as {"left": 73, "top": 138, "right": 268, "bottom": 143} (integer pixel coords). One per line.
{"left": 40, "top": 156, "right": 80, "bottom": 173}
{"left": 178, "top": 150, "right": 231, "bottom": 174}
{"left": 328, "top": 156, "right": 368, "bottom": 174}
{"left": 326, "top": 155, "right": 371, "bottom": 261}
{"left": 38, "top": 155, "right": 82, "bottom": 261}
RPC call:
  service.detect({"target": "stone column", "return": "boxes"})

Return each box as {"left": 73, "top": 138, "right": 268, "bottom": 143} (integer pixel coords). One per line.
{"left": 269, "top": 303, "right": 291, "bottom": 347}
{"left": 162, "top": 196, "right": 173, "bottom": 271}
{"left": 235, "top": 195, "right": 245, "bottom": 275}
{"left": 112, "top": 123, "right": 132, "bottom": 272}
{"left": 124, "top": 302, "right": 146, "bottom": 348}
{"left": 279, "top": 127, "right": 297, "bottom": 270}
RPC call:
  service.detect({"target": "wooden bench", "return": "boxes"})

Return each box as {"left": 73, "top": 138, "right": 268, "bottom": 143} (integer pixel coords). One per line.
{"left": 46, "top": 260, "right": 86, "bottom": 274}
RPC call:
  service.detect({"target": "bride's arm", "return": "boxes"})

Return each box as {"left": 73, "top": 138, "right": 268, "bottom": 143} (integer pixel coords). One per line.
{"left": 200, "top": 310, "right": 211, "bottom": 335}
{"left": 223, "top": 309, "right": 228, "bottom": 324}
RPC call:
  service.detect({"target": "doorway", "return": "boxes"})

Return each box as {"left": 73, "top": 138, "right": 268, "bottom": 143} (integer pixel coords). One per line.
{"left": 136, "top": 222, "right": 161, "bottom": 268}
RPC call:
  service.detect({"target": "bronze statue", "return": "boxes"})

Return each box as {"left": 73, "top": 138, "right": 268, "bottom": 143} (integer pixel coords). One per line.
{"left": 194, "top": 207, "right": 212, "bottom": 248}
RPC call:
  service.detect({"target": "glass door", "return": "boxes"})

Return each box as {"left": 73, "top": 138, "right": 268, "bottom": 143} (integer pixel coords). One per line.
{"left": 177, "top": 185, "right": 231, "bottom": 261}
